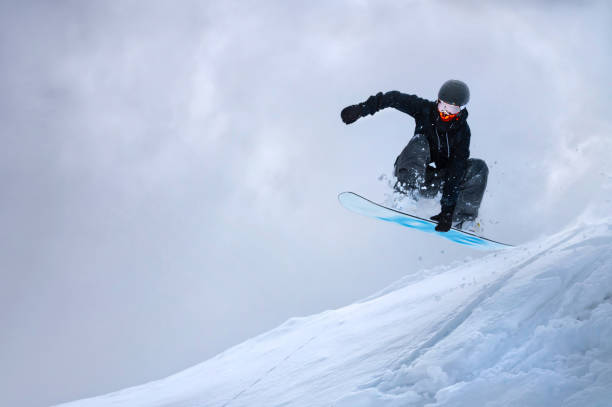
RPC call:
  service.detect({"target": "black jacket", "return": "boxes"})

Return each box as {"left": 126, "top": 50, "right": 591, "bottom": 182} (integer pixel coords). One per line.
{"left": 362, "top": 91, "right": 471, "bottom": 210}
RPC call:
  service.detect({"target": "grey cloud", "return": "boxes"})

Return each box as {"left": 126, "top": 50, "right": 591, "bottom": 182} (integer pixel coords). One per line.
{"left": 0, "top": 1, "right": 610, "bottom": 406}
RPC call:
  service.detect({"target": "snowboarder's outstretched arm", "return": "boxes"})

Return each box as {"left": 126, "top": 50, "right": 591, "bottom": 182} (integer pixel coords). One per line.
{"left": 341, "top": 91, "right": 429, "bottom": 124}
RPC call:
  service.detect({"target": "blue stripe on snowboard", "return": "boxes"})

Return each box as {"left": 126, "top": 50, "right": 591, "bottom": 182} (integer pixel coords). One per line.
{"left": 338, "top": 192, "right": 513, "bottom": 250}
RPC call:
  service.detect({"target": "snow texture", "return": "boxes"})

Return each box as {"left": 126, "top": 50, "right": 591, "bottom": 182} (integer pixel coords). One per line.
{"left": 57, "top": 218, "right": 612, "bottom": 407}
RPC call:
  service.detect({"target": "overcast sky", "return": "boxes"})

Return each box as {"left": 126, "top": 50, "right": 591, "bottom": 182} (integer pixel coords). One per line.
{"left": 1, "top": 1, "right": 611, "bottom": 406}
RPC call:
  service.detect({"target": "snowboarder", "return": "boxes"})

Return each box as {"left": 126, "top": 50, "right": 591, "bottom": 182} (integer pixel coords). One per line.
{"left": 340, "top": 80, "right": 488, "bottom": 233}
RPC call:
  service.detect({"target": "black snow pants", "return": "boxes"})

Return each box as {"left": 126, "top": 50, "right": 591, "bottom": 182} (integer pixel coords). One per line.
{"left": 394, "top": 134, "right": 488, "bottom": 222}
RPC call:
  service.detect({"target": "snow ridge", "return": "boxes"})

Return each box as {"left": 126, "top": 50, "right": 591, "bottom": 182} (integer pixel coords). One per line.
{"left": 57, "top": 221, "right": 612, "bottom": 407}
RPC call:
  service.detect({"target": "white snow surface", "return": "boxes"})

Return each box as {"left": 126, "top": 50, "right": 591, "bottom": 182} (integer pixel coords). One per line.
{"left": 58, "top": 218, "right": 612, "bottom": 407}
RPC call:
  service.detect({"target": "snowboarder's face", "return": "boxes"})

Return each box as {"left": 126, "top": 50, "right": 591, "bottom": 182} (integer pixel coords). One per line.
{"left": 437, "top": 99, "right": 461, "bottom": 122}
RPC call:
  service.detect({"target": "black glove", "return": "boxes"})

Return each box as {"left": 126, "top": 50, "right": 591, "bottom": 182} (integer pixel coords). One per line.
{"left": 341, "top": 92, "right": 384, "bottom": 125}
{"left": 432, "top": 206, "right": 454, "bottom": 232}
{"left": 341, "top": 104, "right": 363, "bottom": 125}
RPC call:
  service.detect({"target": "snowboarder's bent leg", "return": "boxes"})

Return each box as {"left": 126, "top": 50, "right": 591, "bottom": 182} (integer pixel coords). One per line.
{"left": 454, "top": 158, "right": 488, "bottom": 222}
{"left": 394, "top": 134, "right": 430, "bottom": 195}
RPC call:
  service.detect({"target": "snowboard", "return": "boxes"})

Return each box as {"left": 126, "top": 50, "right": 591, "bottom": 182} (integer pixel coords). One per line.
{"left": 338, "top": 192, "right": 513, "bottom": 250}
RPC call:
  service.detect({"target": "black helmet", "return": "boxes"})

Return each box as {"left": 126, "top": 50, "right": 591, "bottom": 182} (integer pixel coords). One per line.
{"left": 438, "top": 80, "right": 470, "bottom": 106}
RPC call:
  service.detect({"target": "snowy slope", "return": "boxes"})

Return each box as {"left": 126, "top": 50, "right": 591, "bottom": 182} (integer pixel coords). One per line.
{"left": 57, "top": 219, "right": 612, "bottom": 407}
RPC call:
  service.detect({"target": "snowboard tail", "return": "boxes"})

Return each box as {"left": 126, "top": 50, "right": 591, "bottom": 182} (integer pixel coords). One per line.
{"left": 338, "top": 192, "right": 512, "bottom": 250}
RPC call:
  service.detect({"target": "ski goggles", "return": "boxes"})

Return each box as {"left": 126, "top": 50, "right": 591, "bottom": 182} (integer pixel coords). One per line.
{"left": 437, "top": 100, "right": 461, "bottom": 121}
